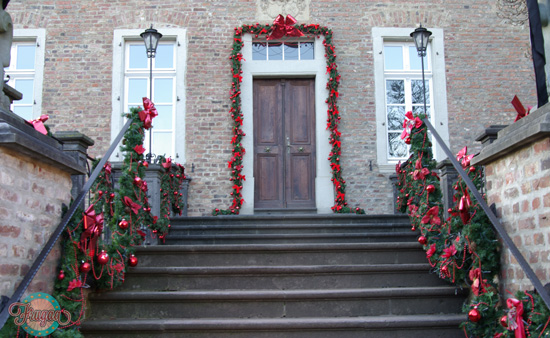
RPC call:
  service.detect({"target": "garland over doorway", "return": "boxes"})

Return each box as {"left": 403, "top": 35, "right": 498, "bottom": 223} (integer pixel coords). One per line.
{"left": 213, "top": 15, "right": 364, "bottom": 215}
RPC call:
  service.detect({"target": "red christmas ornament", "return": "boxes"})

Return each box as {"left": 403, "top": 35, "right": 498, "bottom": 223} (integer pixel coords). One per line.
{"left": 57, "top": 270, "right": 65, "bottom": 281}
{"left": 426, "top": 184, "right": 435, "bottom": 193}
{"left": 417, "top": 235, "right": 427, "bottom": 245}
{"left": 128, "top": 254, "right": 138, "bottom": 267}
{"left": 499, "top": 315, "right": 508, "bottom": 328}
{"left": 119, "top": 219, "right": 129, "bottom": 230}
{"left": 143, "top": 161, "right": 149, "bottom": 168}
{"left": 404, "top": 137, "right": 411, "bottom": 145}
{"left": 468, "top": 308, "right": 481, "bottom": 322}
{"left": 133, "top": 176, "right": 142, "bottom": 186}
{"left": 80, "top": 261, "right": 91, "bottom": 273}
{"left": 97, "top": 250, "right": 109, "bottom": 265}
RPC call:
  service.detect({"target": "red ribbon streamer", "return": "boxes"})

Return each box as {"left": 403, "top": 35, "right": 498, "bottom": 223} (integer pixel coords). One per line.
{"left": 267, "top": 14, "right": 304, "bottom": 40}
{"left": 507, "top": 298, "right": 526, "bottom": 338}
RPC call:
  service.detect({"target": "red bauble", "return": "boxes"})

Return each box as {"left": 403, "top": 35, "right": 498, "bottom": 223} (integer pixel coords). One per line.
{"left": 426, "top": 184, "right": 435, "bottom": 193}
{"left": 97, "top": 250, "right": 109, "bottom": 265}
{"left": 468, "top": 308, "right": 481, "bottom": 322}
{"left": 57, "top": 270, "right": 65, "bottom": 281}
{"left": 80, "top": 261, "right": 91, "bottom": 273}
{"left": 128, "top": 254, "right": 138, "bottom": 267}
{"left": 143, "top": 161, "right": 149, "bottom": 168}
{"left": 499, "top": 315, "right": 508, "bottom": 328}
{"left": 119, "top": 219, "right": 129, "bottom": 230}
{"left": 404, "top": 137, "right": 411, "bottom": 145}
{"left": 133, "top": 176, "right": 142, "bottom": 186}
{"left": 417, "top": 235, "right": 427, "bottom": 245}
{"left": 411, "top": 226, "right": 416, "bottom": 231}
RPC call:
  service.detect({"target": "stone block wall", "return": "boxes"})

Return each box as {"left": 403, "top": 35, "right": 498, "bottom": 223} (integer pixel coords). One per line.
{"left": 473, "top": 104, "right": 550, "bottom": 293}
{"left": 0, "top": 111, "right": 85, "bottom": 301}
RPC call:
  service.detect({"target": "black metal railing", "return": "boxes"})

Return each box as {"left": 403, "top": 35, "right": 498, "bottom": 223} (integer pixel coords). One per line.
{"left": 423, "top": 118, "right": 550, "bottom": 310}
{"left": 0, "top": 119, "right": 133, "bottom": 328}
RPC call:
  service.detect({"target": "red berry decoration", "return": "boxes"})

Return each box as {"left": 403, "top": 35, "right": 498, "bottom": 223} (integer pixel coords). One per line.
{"left": 468, "top": 308, "right": 481, "bottom": 322}
{"left": 80, "top": 261, "right": 91, "bottom": 273}
{"left": 119, "top": 219, "right": 129, "bottom": 230}
{"left": 500, "top": 315, "right": 508, "bottom": 328}
{"left": 426, "top": 184, "right": 435, "bottom": 193}
{"left": 128, "top": 254, "right": 138, "bottom": 267}
{"left": 97, "top": 250, "right": 109, "bottom": 265}
{"left": 57, "top": 270, "right": 65, "bottom": 281}
{"left": 417, "top": 235, "right": 427, "bottom": 245}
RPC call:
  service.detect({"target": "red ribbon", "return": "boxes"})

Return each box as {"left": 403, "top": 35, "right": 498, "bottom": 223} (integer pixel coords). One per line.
{"left": 507, "top": 298, "right": 526, "bottom": 338}
{"left": 28, "top": 115, "right": 49, "bottom": 135}
{"left": 267, "top": 14, "right": 304, "bottom": 40}
{"left": 79, "top": 205, "right": 104, "bottom": 258}
{"left": 138, "top": 97, "right": 158, "bottom": 129}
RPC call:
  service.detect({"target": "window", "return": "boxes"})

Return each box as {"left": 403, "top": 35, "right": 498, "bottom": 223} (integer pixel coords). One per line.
{"left": 373, "top": 27, "right": 449, "bottom": 171}
{"left": 4, "top": 29, "right": 46, "bottom": 120}
{"left": 384, "top": 42, "right": 433, "bottom": 159}
{"left": 112, "top": 29, "right": 186, "bottom": 161}
{"left": 252, "top": 41, "right": 314, "bottom": 60}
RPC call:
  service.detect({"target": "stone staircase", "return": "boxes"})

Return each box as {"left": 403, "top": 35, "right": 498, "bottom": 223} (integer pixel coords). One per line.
{"left": 80, "top": 214, "right": 466, "bottom": 337}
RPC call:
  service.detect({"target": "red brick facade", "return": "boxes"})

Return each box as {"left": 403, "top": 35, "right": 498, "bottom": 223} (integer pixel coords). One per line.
{"left": 7, "top": 0, "right": 536, "bottom": 216}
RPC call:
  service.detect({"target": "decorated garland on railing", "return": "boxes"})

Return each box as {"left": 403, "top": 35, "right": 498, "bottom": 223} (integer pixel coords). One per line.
{"left": 0, "top": 99, "right": 186, "bottom": 337}
{"left": 396, "top": 111, "right": 550, "bottom": 337}
{"left": 213, "top": 15, "right": 364, "bottom": 215}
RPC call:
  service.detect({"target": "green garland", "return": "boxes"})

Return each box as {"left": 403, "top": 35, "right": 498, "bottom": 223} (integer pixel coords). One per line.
{"left": 0, "top": 102, "right": 187, "bottom": 337}
{"left": 396, "top": 111, "right": 550, "bottom": 337}
{"left": 213, "top": 20, "right": 364, "bottom": 215}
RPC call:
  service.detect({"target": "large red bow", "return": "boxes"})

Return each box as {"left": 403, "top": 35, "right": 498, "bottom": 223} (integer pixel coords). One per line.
{"left": 138, "top": 97, "right": 158, "bottom": 129}
{"left": 79, "top": 204, "right": 104, "bottom": 257}
{"left": 267, "top": 14, "right": 304, "bottom": 40}
{"left": 506, "top": 298, "right": 526, "bottom": 338}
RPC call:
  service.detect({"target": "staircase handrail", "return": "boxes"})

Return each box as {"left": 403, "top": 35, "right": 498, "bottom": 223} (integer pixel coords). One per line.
{"left": 423, "top": 117, "right": 550, "bottom": 310}
{"left": 0, "top": 118, "right": 133, "bottom": 329}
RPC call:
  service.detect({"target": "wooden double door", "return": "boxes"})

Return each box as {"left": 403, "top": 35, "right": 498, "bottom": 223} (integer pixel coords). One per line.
{"left": 253, "top": 78, "right": 316, "bottom": 210}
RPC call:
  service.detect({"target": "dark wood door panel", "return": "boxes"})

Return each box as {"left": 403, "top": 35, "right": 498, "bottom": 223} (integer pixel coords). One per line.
{"left": 254, "top": 78, "right": 315, "bottom": 210}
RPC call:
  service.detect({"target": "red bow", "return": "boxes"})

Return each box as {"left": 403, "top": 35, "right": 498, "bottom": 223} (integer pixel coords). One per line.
{"left": 469, "top": 268, "right": 487, "bottom": 296}
{"left": 456, "top": 146, "right": 474, "bottom": 169}
{"left": 267, "top": 14, "right": 304, "bottom": 40}
{"left": 162, "top": 157, "right": 172, "bottom": 170}
{"left": 79, "top": 205, "right": 104, "bottom": 257}
{"left": 458, "top": 190, "right": 472, "bottom": 225}
{"left": 511, "top": 95, "right": 531, "bottom": 122}
{"left": 138, "top": 97, "right": 158, "bottom": 129}
{"left": 123, "top": 196, "right": 142, "bottom": 215}
{"left": 506, "top": 298, "right": 526, "bottom": 338}
{"left": 28, "top": 115, "right": 49, "bottom": 135}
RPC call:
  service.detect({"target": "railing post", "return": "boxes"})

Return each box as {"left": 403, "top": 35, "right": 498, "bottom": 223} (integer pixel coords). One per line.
{"left": 436, "top": 159, "right": 459, "bottom": 220}
{"left": 55, "top": 131, "right": 95, "bottom": 199}
{"left": 388, "top": 173, "right": 403, "bottom": 214}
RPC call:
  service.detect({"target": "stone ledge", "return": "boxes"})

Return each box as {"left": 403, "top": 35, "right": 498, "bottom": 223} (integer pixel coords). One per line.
{"left": 472, "top": 103, "right": 550, "bottom": 165}
{"left": 0, "top": 109, "right": 86, "bottom": 174}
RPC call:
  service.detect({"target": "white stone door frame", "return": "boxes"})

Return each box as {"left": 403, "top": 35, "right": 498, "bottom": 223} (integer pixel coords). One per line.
{"left": 239, "top": 34, "right": 333, "bottom": 214}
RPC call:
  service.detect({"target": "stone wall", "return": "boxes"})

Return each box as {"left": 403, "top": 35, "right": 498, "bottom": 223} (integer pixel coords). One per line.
{"left": 473, "top": 104, "right": 550, "bottom": 293}
{"left": 6, "top": 0, "right": 537, "bottom": 215}
{"left": 0, "top": 110, "right": 85, "bottom": 300}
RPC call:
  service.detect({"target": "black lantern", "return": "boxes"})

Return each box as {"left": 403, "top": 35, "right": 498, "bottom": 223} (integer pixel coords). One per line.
{"left": 140, "top": 26, "right": 163, "bottom": 58}
{"left": 410, "top": 25, "right": 432, "bottom": 117}
{"left": 410, "top": 25, "right": 432, "bottom": 57}
{"left": 140, "top": 25, "right": 162, "bottom": 162}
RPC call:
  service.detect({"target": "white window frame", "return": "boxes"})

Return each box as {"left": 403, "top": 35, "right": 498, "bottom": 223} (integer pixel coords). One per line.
{"left": 5, "top": 29, "right": 46, "bottom": 119}
{"left": 373, "top": 27, "right": 450, "bottom": 172}
{"left": 111, "top": 28, "right": 187, "bottom": 162}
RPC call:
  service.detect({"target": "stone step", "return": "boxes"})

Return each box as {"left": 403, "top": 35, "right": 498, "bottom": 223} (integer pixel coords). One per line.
{"left": 136, "top": 242, "right": 426, "bottom": 267}
{"left": 89, "top": 286, "right": 465, "bottom": 319}
{"left": 80, "top": 314, "right": 466, "bottom": 338}
{"left": 170, "top": 214, "right": 411, "bottom": 227}
{"left": 164, "top": 231, "right": 416, "bottom": 245}
{"left": 118, "top": 264, "right": 447, "bottom": 291}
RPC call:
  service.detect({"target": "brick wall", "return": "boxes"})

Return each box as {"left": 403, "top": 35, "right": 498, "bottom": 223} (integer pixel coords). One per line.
{"left": 484, "top": 137, "right": 550, "bottom": 293}
{"left": 6, "top": 0, "right": 537, "bottom": 215}
{"left": 0, "top": 147, "right": 73, "bottom": 298}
